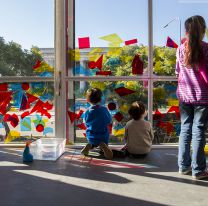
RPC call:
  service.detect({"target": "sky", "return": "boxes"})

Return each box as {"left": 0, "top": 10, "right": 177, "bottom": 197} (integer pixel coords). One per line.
{"left": 0, "top": 0, "right": 208, "bottom": 50}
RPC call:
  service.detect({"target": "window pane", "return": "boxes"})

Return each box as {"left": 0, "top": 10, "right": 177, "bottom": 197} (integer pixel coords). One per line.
{"left": 71, "top": 0, "right": 148, "bottom": 77}
{"left": 153, "top": 81, "right": 180, "bottom": 143}
{"left": 67, "top": 81, "right": 148, "bottom": 143}
{"left": 0, "top": 0, "right": 54, "bottom": 76}
{"left": 153, "top": 0, "right": 208, "bottom": 76}
{"left": 0, "top": 82, "right": 55, "bottom": 143}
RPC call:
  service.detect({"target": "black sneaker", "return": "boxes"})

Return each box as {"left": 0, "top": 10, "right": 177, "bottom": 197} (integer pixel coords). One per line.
{"left": 81, "top": 143, "right": 92, "bottom": 156}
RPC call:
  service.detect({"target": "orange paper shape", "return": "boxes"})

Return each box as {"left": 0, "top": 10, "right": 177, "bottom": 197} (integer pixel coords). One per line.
{"left": 115, "top": 87, "right": 136, "bottom": 97}
{"left": 125, "top": 39, "right": 138, "bottom": 45}
{"left": 78, "top": 37, "right": 90, "bottom": 49}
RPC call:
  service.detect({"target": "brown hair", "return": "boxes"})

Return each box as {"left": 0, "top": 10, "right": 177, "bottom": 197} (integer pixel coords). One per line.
{"left": 86, "top": 88, "right": 102, "bottom": 104}
{"left": 184, "top": 15, "right": 206, "bottom": 68}
{"left": 128, "top": 101, "right": 146, "bottom": 120}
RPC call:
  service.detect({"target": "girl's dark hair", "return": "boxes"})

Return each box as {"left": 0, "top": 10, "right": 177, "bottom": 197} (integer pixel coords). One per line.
{"left": 184, "top": 15, "right": 206, "bottom": 68}
{"left": 86, "top": 88, "right": 102, "bottom": 104}
{"left": 128, "top": 101, "right": 146, "bottom": 120}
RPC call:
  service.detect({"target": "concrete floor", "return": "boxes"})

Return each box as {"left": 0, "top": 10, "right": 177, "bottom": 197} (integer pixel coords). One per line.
{"left": 0, "top": 147, "right": 208, "bottom": 206}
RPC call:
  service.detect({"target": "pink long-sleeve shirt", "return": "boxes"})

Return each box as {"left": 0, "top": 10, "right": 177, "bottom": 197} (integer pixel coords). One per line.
{"left": 176, "top": 41, "right": 208, "bottom": 105}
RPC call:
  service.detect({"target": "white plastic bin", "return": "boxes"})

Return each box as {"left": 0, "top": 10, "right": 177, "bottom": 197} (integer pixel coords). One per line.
{"left": 30, "top": 138, "right": 66, "bottom": 161}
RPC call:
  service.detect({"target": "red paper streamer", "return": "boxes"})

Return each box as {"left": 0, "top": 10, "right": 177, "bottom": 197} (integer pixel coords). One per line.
{"left": 76, "top": 123, "right": 87, "bottom": 130}
{"left": 167, "top": 106, "right": 180, "bottom": 118}
{"left": 33, "top": 60, "right": 42, "bottom": 70}
{"left": 68, "top": 110, "right": 84, "bottom": 123}
{"left": 125, "top": 39, "right": 138, "bottom": 45}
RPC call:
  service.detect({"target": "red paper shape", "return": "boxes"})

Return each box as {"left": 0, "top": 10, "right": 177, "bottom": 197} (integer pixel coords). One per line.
{"left": 21, "top": 111, "right": 30, "bottom": 119}
{"left": 0, "top": 92, "right": 12, "bottom": 115}
{"left": 68, "top": 110, "right": 84, "bottom": 123}
{"left": 22, "top": 83, "right": 30, "bottom": 91}
{"left": 96, "top": 71, "right": 112, "bottom": 76}
{"left": 26, "top": 93, "right": 38, "bottom": 109}
{"left": 78, "top": 37, "right": 90, "bottom": 49}
{"left": 108, "top": 123, "right": 113, "bottom": 134}
{"left": 166, "top": 37, "right": 178, "bottom": 49}
{"left": 153, "top": 109, "right": 164, "bottom": 120}
{"left": 114, "top": 87, "right": 136, "bottom": 97}
{"left": 4, "top": 114, "right": 19, "bottom": 128}
{"left": 88, "top": 55, "right": 103, "bottom": 70}
{"left": 125, "top": 39, "right": 138, "bottom": 45}
{"left": 33, "top": 60, "right": 42, "bottom": 69}
{"left": 157, "top": 121, "right": 165, "bottom": 128}
{"left": 167, "top": 106, "right": 180, "bottom": 118}
{"left": 0, "top": 83, "right": 8, "bottom": 91}
{"left": 36, "top": 124, "right": 44, "bottom": 132}
{"left": 83, "top": 133, "right": 86, "bottom": 137}
{"left": 76, "top": 123, "right": 87, "bottom": 130}
{"left": 108, "top": 102, "right": 116, "bottom": 111}
{"left": 166, "top": 122, "right": 174, "bottom": 135}
{"left": 114, "top": 112, "right": 123, "bottom": 122}
{"left": 132, "top": 54, "right": 144, "bottom": 75}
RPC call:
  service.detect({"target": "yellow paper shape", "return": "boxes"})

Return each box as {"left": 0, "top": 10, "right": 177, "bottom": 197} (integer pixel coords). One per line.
{"left": 113, "top": 128, "right": 125, "bottom": 136}
{"left": 68, "top": 49, "right": 80, "bottom": 62}
{"left": 35, "top": 61, "right": 54, "bottom": 73}
{"left": 167, "top": 98, "right": 179, "bottom": 106}
{"left": 206, "top": 28, "right": 208, "bottom": 40}
{"left": 120, "top": 104, "right": 129, "bottom": 114}
{"left": 107, "top": 48, "right": 122, "bottom": 57}
{"left": 100, "top": 33, "right": 123, "bottom": 47}
{"left": 205, "top": 145, "right": 208, "bottom": 155}
{"left": 5, "top": 131, "right": 20, "bottom": 143}
{"left": 88, "top": 48, "right": 103, "bottom": 61}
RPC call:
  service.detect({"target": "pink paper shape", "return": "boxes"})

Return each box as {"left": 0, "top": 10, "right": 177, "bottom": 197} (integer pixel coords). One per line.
{"left": 125, "top": 39, "right": 138, "bottom": 45}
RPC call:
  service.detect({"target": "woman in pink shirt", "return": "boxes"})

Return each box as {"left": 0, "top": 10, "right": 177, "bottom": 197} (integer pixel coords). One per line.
{"left": 177, "top": 15, "right": 208, "bottom": 180}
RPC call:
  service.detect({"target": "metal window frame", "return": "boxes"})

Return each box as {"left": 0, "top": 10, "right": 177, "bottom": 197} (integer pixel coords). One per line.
{"left": 55, "top": 0, "right": 178, "bottom": 141}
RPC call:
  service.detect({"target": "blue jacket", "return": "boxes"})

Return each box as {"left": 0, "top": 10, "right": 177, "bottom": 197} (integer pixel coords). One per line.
{"left": 84, "top": 105, "right": 112, "bottom": 145}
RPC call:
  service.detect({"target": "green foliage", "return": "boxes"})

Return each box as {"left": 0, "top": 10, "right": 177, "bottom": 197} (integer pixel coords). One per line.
{"left": 0, "top": 37, "right": 42, "bottom": 76}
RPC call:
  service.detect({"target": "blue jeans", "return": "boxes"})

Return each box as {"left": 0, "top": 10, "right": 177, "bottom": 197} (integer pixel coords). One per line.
{"left": 178, "top": 103, "right": 208, "bottom": 175}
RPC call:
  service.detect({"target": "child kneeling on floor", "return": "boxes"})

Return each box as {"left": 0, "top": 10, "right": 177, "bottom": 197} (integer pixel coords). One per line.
{"left": 113, "top": 101, "right": 154, "bottom": 158}
{"left": 81, "top": 88, "right": 113, "bottom": 159}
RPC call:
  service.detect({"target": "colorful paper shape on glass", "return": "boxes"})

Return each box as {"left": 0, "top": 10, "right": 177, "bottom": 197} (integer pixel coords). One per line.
{"left": 76, "top": 123, "right": 87, "bottom": 130}
{"left": 33, "top": 60, "right": 42, "bottom": 70}
{"left": 88, "top": 55, "right": 103, "bottom": 70}
{"left": 20, "top": 94, "right": 28, "bottom": 111}
{"left": 0, "top": 92, "right": 13, "bottom": 115}
{"left": 78, "top": 37, "right": 90, "bottom": 49}
{"left": 36, "top": 124, "right": 44, "bottom": 132}
{"left": 132, "top": 54, "right": 144, "bottom": 75}
{"left": 106, "top": 58, "right": 122, "bottom": 67}
{"left": 88, "top": 48, "right": 103, "bottom": 61}
{"left": 107, "top": 48, "right": 122, "bottom": 57}
{"left": 166, "top": 37, "right": 178, "bottom": 48}
{"left": 68, "top": 110, "right": 84, "bottom": 124}
{"left": 166, "top": 122, "right": 174, "bottom": 135}
{"left": 39, "top": 72, "right": 53, "bottom": 77}
{"left": 167, "top": 106, "right": 180, "bottom": 118}
{"left": 125, "top": 39, "right": 138, "bottom": 45}
{"left": 206, "top": 28, "right": 208, "bottom": 40}
{"left": 108, "top": 102, "right": 117, "bottom": 111}
{"left": 114, "top": 112, "right": 124, "bottom": 122}
{"left": 74, "top": 65, "right": 92, "bottom": 76}
{"left": 21, "top": 117, "right": 32, "bottom": 131}
{"left": 113, "top": 128, "right": 125, "bottom": 136}
{"left": 114, "top": 87, "right": 136, "bottom": 97}
{"left": 108, "top": 123, "right": 113, "bottom": 134}
{"left": 153, "top": 109, "right": 164, "bottom": 120}
{"left": 4, "top": 114, "right": 19, "bottom": 128}
{"left": 68, "top": 49, "right": 81, "bottom": 61}
{"left": 96, "top": 71, "right": 112, "bottom": 76}
{"left": 43, "top": 127, "right": 53, "bottom": 135}
{"left": 22, "top": 83, "right": 30, "bottom": 91}
{"left": 0, "top": 83, "right": 8, "bottom": 91}
{"left": 100, "top": 33, "right": 123, "bottom": 47}
{"left": 4, "top": 130, "right": 20, "bottom": 143}
{"left": 120, "top": 104, "right": 128, "bottom": 113}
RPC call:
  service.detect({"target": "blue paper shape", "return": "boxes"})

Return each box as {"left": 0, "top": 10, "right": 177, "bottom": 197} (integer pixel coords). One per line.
{"left": 21, "top": 117, "right": 31, "bottom": 131}
{"left": 43, "top": 127, "right": 54, "bottom": 135}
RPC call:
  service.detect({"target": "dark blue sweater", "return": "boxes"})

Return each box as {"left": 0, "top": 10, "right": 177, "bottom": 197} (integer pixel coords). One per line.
{"left": 84, "top": 105, "right": 112, "bottom": 145}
